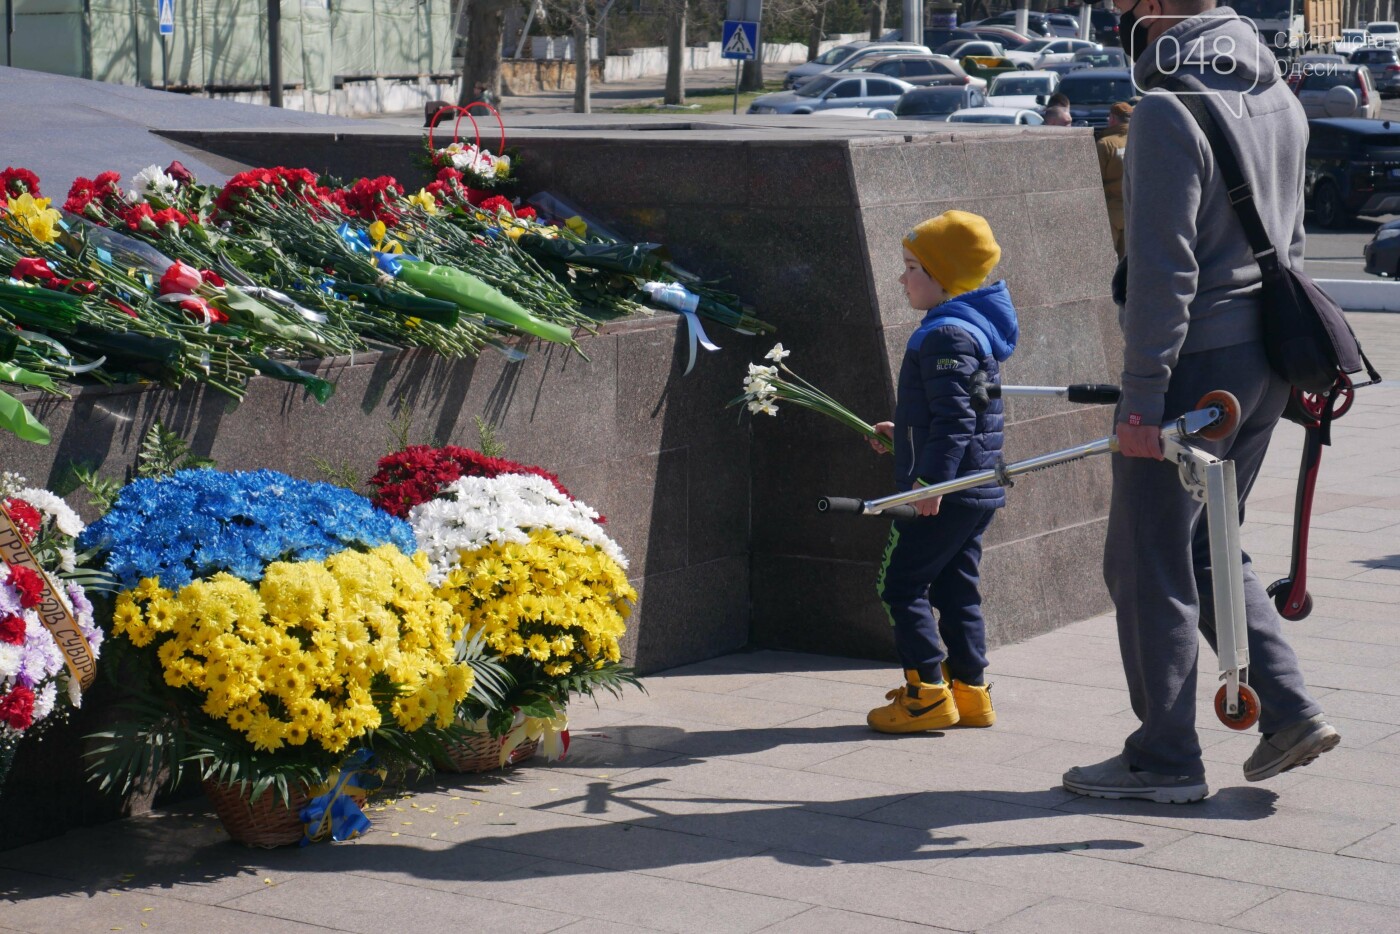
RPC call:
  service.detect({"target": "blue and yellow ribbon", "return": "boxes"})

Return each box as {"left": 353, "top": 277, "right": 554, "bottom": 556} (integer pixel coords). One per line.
{"left": 299, "top": 748, "right": 385, "bottom": 846}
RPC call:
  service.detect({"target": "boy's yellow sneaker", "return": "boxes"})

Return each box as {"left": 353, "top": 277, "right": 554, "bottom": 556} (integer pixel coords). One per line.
{"left": 942, "top": 663, "right": 996, "bottom": 727}
{"left": 867, "top": 670, "right": 959, "bottom": 733}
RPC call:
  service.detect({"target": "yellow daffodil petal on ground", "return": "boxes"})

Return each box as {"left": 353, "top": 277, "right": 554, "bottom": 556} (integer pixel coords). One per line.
{"left": 564, "top": 215, "right": 587, "bottom": 237}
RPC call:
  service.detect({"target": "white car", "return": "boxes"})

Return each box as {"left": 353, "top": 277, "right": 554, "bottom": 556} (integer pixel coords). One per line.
{"left": 987, "top": 70, "right": 1059, "bottom": 109}
{"left": 1025, "top": 38, "right": 1102, "bottom": 66}
{"left": 819, "top": 107, "right": 898, "bottom": 119}
{"left": 1334, "top": 29, "right": 1368, "bottom": 57}
{"left": 1367, "top": 20, "right": 1400, "bottom": 48}
{"left": 933, "top": 40, "right": 1006, "bottom": 60}
{"left": 947, "top": 106, "right": 1046, "bottom": 125}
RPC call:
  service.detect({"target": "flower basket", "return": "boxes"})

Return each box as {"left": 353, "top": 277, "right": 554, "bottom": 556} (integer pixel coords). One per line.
{"left": 436, "top": 732, "right": 538, "bottom": 773}
{"left": 202, "top": 779, "right": 371, "bottom": 848}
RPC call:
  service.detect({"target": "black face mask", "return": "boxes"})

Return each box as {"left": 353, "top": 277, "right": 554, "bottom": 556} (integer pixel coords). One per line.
{"left": 1120, "top": 0, "right": 1153, "bottom": 64}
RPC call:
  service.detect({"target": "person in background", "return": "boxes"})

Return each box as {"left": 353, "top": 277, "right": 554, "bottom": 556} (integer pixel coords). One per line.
{"left": 1096, "top": 100, "right": 1132, "bottom": 258}
{"left": 1043, "top": 92, "right": 1073, "bottom": 126}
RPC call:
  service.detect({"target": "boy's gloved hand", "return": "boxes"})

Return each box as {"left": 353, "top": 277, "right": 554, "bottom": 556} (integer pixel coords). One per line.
{"left": 870, "top": 421, "right": 894, "bottom": 454}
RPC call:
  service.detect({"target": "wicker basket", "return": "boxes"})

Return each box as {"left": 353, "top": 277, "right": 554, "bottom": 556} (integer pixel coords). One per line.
{"left": 203, "top": 779, "right": 369, "bottom": 848}
{"left": 436, "top": 732, "right": 540, "bottom": 773}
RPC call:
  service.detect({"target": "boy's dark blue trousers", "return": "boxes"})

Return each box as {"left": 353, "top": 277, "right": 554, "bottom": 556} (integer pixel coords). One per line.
{"left": 876, "top": 500, "right": 995, "bottom": 685}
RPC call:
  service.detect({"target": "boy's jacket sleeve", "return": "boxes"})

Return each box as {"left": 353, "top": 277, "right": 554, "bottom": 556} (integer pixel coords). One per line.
{"left": 915, "top": 327, "right": 982, "bottom": 487}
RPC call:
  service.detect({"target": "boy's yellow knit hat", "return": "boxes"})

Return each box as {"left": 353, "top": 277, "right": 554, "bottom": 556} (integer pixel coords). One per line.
{"left": 903, "top": 211, "right": 1001, "bottom": 298}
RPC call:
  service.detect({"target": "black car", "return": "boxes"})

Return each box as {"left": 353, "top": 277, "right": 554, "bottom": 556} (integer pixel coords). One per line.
{"left": 1307, "top": 118, "right": 1400, "bottom": 228}
{"left": 1363, "top": 217, "right": 1400, "bottom": 276}
{"left": 972, "top": 11, "right": 1054, "bottom": 37}
{"left": 1056, "top": 68, "right": 1136, "bottom": 126}
{"left": 894, "top": 85, "right": 988, "bottom": 120}
{"left": 1048, "top": 6, "right": 1121, "bottom": 44}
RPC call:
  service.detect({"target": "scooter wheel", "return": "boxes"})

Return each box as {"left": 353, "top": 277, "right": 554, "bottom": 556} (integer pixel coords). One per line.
{"left": 1215, "top": 683, "right": 1261, "bottom": 730}
{"left": 1332, "top": 379, "right": 1356, "bottom": 419}
{"left": 1276, "top": 590, "right": 1313, "bottom": 620}
{"left": 1195, "top": 390, "right": 1242, "bottom": 441}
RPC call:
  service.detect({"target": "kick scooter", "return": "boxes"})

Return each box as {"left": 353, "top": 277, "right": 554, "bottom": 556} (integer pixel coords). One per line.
{"left": 818, "top": 390, "right": 1263, "bottom": 730}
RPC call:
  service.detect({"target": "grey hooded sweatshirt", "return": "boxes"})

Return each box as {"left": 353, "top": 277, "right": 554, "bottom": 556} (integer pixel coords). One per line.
{"left": 1119, "top": 7, "right": 1307, "bottom": 426}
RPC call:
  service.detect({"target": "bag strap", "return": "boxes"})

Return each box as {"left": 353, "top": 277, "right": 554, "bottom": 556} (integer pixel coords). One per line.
{"left": 1158, "top": 78, "right": 1282, "bottom": 273}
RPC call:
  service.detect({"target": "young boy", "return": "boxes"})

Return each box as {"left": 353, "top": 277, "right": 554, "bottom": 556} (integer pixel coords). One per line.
{"left": 867, "top": 210, "right": 1019, "bottom": 733}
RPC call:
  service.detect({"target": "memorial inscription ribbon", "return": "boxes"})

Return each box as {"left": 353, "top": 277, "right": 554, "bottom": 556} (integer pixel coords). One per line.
{"left": 0, "top": 504, "right": 96, "bottom": 688}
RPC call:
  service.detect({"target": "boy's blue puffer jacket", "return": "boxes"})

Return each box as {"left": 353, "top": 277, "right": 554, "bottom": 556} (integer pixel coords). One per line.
{"left": 893, "top": 280, "right": 1019, "bottom": 509}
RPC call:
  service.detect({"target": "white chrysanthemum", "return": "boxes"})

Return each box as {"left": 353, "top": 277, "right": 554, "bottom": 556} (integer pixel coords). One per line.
{"left": 16, "top": 488, "right": 84, "bottom": 537}
{"left": 33, "top": 682, "right": 57, "bottom": 722}
{"left": 129, "top": 164, "right": 177, "bottom": 200}
{"left": 408, "top": 473, "right": 626, "bottom": 585}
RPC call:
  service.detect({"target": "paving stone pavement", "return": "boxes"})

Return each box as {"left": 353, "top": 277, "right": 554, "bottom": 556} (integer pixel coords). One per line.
{"left": 0, "top": 312, "right": 1396, "bottom": 933}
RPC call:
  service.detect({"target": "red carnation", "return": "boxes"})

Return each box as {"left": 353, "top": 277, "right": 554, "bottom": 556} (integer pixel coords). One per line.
{"left": 121, "top": 202, "right": 157, "bottom": 233}
{"left": 2, "top": 499, "right": 41, "bottom": 543}
{"left": 515, "top": 206, "right": 537, "bottom": 221}
{"left": 200, "top": 268, "right": 226, "bottom": 288}
{"left": 10, "top": 257, "right": 54, "bottom": 281}
{"left": 0, "top": 686, "right": 35, "bottom": 731}
{"left": 477, "top": 195, "right": 514, "bottom": 217}
{"left": 367, "top": 445, "right": 573, "bottom": 518}
{"left": 465, "top": 187, "right": 493, "bottom": 207}
{"left": 0, "top": 614, "right": 24, "bottom": 646}
{"left": 93, "top": 171, "right": 121, "bottom": 192}
{"left": 6, "top": 564, "right": 44, "bottom": 609}
{"left": 152, "top": 207, "right": 189, "bottom": 231}
{"left": 0, "top": 167, "right": 41, "bottom": 200}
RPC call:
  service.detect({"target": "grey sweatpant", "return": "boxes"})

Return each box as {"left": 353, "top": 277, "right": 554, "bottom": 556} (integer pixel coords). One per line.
{"left": 1104, "top": 340, "right": 1322, "bottom": 778}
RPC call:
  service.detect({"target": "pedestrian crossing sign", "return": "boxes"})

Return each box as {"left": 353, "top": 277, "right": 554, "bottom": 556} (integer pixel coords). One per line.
{"left": 722, "top": 20, "right": 758, "bottom": 60}
{"left": 158, "top": 0, "right": 175, "bottom": 35}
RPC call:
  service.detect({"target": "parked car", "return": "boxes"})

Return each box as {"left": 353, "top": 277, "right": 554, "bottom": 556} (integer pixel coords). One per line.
{"left": 1043, "top": 60, "right": 1094, "bottom": 78}
{"left": 1367, "top": 20, "right": 1400, "bottom": 49}
{"left": 975, "top": 11, "right": 1055, "bottom": 38}
{"left": 851, "top": 54, "right": 985, "bottom": 89}
{"left": 749, "top": 74, "right": 915, "bottom": 114}
{"left": 933, "top": 39, "right": 1006, "bottom": 60}
{"left": 820, "top": 108, "right": 899, "bottom": 119}
{"left": 1306, "top": 117, "right": 1400, "bottom": 227}
{"left": 893, "top": 85, "right": 989, "bottom": 120}
{"left": 1044, "top": 13, "right": 1083, "bottom": 37}
{"left": 1334, "top": 28, "right": 1368, "bottom": 58}
{"left": 1287, "top": 52, "right": 1346, "bottom": 90}
{"left": 1074, "top": 47, "right": 1127, "bottom": 69}
{"left": 1038, "top": 38, "right": 1102, "bottom": 64}
{"left": 1295, "top": 65, "right": 1381, "bottom": 119}
{"left": 1056, "top": 68, "right": 1136, "bottom": 126}
{"left": 1350, "top": 46, "right": 1400, "bottom": 97}
{"left": 1086, "top": 8, "right": 1122, "bottom": 45}
{"left": 948, "top": 106, "right": 1046, "bottom": 124}
{"left": 924, "top": 26, "right": 1033, "bottom": 50}
{"left": 1363, "top": 216, "right": 1400, "bottom": 275}
{"left": 969, "top": 26, "right": 1036, "bottom": 49}
{"left": 783, "top": 42, "right": 929, "bottom": 89}
{"left": 987, "top": 70, "right": 1059, "bottom": 109}
{"left": 960, "top": 56, "right": 1023, "bottom": 83}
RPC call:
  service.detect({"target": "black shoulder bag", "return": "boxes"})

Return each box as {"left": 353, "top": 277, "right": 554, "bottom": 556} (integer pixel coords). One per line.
{"left": 1160, "top": 80, "right": 1380, "bottom": 407}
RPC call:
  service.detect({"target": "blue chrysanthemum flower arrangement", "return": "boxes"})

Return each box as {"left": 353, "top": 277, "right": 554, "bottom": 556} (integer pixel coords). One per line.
{"left": 78, "top": 468, "right": 417, "bottom": 590}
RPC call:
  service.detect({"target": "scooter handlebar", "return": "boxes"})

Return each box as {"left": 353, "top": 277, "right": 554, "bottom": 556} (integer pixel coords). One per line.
{"left": 817, "top": 497, "right": 919, "bottom": 520}
{"left": 1065, "top": 384, "right": 1122, "bottom": 405}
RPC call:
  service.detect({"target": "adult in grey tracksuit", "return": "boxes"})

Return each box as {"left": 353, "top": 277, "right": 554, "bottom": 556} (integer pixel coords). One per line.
{"left": 1063, "top": 2, "right": 1340, "bottom": 803}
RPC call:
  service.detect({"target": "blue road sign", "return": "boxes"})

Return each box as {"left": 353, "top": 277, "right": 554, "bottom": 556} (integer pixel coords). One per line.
{"left": 158, "top": 0, "right": 175, "bottom": 36}
{"left": 721, "top": 20, "right": 758, "bottom": 60}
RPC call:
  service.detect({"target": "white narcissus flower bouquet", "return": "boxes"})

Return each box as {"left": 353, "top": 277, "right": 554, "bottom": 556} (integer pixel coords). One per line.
{"left": 733, "top": 344, "right": 893, "bottom": 451}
